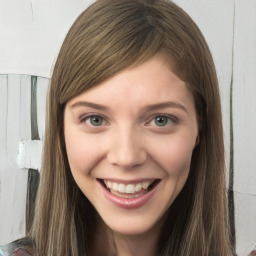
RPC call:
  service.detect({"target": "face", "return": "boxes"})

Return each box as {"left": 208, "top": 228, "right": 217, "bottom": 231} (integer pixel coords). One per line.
{"left": 64, "top": 52, "right": 198, "bottom": 236}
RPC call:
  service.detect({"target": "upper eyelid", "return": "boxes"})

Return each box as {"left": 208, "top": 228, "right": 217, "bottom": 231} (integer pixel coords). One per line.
{"left": 145, "top": 113, "right": 177, "bottom": 123}
{"left": 79, "top": 113, "right": 109, "bottom": 123}
{"left": 77, "top": 112, "right": 177, "bottom": 124}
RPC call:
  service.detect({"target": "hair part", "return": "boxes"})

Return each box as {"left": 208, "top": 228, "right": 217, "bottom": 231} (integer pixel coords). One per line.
{"left": 30, "top": 0, "right": 234, "bottom": 255}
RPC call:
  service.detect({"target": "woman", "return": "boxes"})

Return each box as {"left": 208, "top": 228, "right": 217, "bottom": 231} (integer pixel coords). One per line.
{"left": 0, "top": 0, "right": 237, "bottom": 255}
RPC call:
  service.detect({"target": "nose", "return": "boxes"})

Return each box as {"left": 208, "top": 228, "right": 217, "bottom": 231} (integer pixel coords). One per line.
{"left": 107, "top": 128, "right": 147, "bottom": 169}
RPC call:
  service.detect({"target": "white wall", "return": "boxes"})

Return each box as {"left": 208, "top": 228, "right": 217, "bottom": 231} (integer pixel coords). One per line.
{"left": 0, "top": 1, "right": 255, "bottom": 255}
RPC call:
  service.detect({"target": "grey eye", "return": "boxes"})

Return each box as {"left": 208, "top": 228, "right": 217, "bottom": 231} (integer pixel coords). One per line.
{"left": 88, "top": 116, "right": 104, "bottom": 126}
{"left": 154, "top": 116, "right": 169, "bottom": 126}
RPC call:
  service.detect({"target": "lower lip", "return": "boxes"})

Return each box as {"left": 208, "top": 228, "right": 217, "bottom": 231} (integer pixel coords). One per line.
{"left": 98, "top": 181, "right": 159, "bottom": 209}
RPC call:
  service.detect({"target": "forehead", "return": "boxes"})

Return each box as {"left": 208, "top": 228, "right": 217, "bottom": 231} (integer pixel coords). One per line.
{"left": 67, "top": 52, "right": 195, "bottom": 112}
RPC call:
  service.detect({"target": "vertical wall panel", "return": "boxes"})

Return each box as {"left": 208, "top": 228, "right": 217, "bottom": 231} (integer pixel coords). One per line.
{"left": 31, "top": 76, "right": 40, "bottom": 140}
{"left": 0, "top": 75, "right": 28, "bottom": 245}
{"left": 233, "top": 0, "right": 256, "bottom": 195}
{"left": 0, "top": 169, "right": 27, "bottom": 244}
{"left": 37, "top": 77, "right": 49, "bottom": 140}
{"left": 26, "top": 169, "right": 40, "bottom": 234}
{"left": 20, "top": 75, "right": 31, "bottom": 140}
{"left": 0, "top": 75, "right": 8, "bottom": 164}
{"left": 235, "top": 193, "right": 256, "bottom": 255}
{"left": 0, "top": 75, "right": 8, "bottom": 208}
{"left": 233, "top": 0, "right": 256, "bottom": 254}
{"left": 6, "top": 75, "right": 21, "bottom": 166}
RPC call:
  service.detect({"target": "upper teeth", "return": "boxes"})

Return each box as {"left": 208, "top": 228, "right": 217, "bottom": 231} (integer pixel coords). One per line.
{"left": 104, "top": 180, "right": 154, "bottom": 194}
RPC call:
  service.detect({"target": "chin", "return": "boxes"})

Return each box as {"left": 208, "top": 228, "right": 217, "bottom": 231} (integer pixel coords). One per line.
{"left": 100, "top": 210, "right": 167, "bottom": 237}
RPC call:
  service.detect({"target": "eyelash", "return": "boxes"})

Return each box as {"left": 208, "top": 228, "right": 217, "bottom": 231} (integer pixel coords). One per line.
{"left": 79, "top": 114, "right": 109, "bottom": 125}
{"left": 146, "top": 114, "right": 177, "bottom": 127}
{"left": 79, "top": 113, "right": 177, "bottom": 127}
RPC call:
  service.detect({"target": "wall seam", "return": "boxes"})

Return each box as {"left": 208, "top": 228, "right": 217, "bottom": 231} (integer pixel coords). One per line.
{"left": 228, "top": 0, "right": 236, "bottom": 252}
{"left": 31, "top": 76, "right": 39, "bottom": 140}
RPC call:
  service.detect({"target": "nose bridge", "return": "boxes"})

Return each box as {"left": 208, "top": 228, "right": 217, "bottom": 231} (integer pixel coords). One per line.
{"left": 107, "top": 124, "right": 146, "bottom": 168}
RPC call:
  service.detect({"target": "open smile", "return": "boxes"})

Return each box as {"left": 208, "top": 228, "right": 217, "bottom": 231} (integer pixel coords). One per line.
{"left": 97, "top": 179, "right": 161, "bottom": 209}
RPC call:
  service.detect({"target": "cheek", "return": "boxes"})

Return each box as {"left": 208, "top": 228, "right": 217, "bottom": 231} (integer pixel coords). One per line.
{"left": 150, "top": 134, "right": 195, "bottom": 176}
{"left": 65, "top": 130, "right": 103, "bottom": 174}
{"left": 156, "top": 136, "right": 195, "bottom": 204}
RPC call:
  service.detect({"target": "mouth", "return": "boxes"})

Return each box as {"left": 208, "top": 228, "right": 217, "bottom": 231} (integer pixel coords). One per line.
{"left": 98, "top": 179, "right": 160, "bottom": 199}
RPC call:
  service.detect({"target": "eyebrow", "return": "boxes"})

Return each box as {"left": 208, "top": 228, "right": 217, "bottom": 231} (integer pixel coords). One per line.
{"left": 144, "top": 102, "right": 188, "bottom": 114}
{"left": 71, "top": 101, "right": 109, "bottom": 110}
{"left": 71, "top": 101, "right": 188, "bottom": 114}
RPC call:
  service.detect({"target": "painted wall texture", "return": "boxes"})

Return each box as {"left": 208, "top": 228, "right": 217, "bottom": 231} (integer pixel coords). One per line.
{"left": 0, "top": 0, "right": 255, "bottom": 255}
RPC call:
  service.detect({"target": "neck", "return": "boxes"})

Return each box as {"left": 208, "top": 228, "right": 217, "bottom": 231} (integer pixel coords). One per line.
{"left": 113, "top": 231, "right": 159, "bottom": 256}
{"left": 91, "top": 215, "right": 162, "bottom": 256}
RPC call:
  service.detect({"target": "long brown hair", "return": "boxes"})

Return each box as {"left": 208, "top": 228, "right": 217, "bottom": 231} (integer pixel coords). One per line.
{"left": 30, "top": 0, "right": 234, "bottom": 255}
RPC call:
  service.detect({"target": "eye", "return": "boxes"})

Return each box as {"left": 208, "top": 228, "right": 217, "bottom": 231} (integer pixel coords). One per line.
{"left": 147, "top": 115, "right": 175, "bottom": 127}
{"left": 85, "top": 115, "right": 104, "bottom": 126}
{"left": 154, "top": 116, "right": 170, "bottom": 126}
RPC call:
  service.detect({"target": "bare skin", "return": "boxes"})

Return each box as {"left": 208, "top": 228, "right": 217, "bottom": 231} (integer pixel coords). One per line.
{"left": 64, "top": 52, "right": 198, "bottom": 256}
{"left": 91, "top": 213, "right": 167, "bottom": 256}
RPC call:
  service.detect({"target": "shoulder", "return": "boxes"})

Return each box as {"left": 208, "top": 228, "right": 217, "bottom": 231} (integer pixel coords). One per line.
{"left": 0, "top": 238, "right": 35, "bottom": 256}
